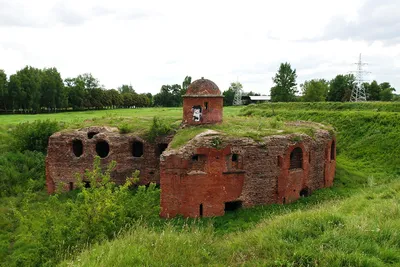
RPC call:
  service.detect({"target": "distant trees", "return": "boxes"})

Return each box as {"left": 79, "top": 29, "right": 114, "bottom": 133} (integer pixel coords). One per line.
{"left": 271, "top": 63, "right": 298, "bottom": 102}
{"left": 153, "top": 84, "right": 182, "bottom": 107}
{"left": 0, "top": 70, "right": 7, "bottom": 111}
{"left": 222, "top": 82, "right": 244, "bottom": 106}
{"left": 153, "top": 76, "right": 192, "bottom": 107}
{"left": 0, "top": 67, "right": 154, "bottom": 112}
{"left": 326, "top": 74, "right": 355, "bottom": 102}
{"left": 301, "top": 79, "right": 329, "bottom": 102}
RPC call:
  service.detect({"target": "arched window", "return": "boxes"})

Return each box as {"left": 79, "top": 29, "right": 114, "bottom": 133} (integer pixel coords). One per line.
{"left": 96, "top": 140, "right": 110, "bottom": 158}
{"left": 290, "top": 147, "right": 303, "bottom": 169}
{"left": 72, "top": 139, "right": 83, "bottom": 157}
{"left": 330, "top": 141, "right": 335, "bottom": 160}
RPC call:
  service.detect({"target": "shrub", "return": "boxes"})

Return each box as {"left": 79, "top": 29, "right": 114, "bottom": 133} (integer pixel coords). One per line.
{"left": 4, "top": 157, "right": 160, "bottom": 266}
{"left": 12, "top": 120, "right": 60, "bottom": 153}
{"left": 119, "top": 123, "right": 133, "bottom": 134}
{"left": 147, "top": 116, "right": 172, "bottom": 142}
{"left": 0, "top": 151, "right": 45, "bottom": 197}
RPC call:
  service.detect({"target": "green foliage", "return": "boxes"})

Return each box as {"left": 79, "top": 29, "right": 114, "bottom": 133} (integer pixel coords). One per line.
{"left": 271, "top": 62, "right": 298, "bottom": 102}
{"left": 211, "top": 136, "right": 223, "bottom": 149}
{"left": 119, "top": 122, "right": 133, "bottom": 134}
{"left": 62, "top": 182, "right": 400, "bottom": 266}
{"left": 0, "top": 151, "right": 45, "bottom": 197}
{"left": 181, "top": 76, "right": 192, "bottom": 96}
{"left": 0, "top": 69, "right": 8, "bottom": 111}
{"left": 223, "top": 88, "right": 235, "bottom": 106}
{"left": 1, "top": 157, "right": 160, "bottom": 266}
{"left": 153, "top": 84, "right": 183, "bottom": 107}
{"left": 147, "top": 116, "right": 173, "bottom": 141}
{"left": 380, "top": 88, "right": 394, "bottom": 101}
{"left": 301, "top": 79, "right": 329, "bottom": 102}
{"left": 12, "top": 120, "right": 60, "bottom": 153}
{"left": 327, "top": 74, "right": 355, "bottom": 102}
{"left": 2, "top": 105, "right": 400, "bottom": 266}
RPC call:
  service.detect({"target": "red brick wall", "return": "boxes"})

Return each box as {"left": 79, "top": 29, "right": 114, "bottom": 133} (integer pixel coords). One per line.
{"left": 160, "top": 130, "right": 336, "bottom": 218}
{"left": 182, "top": 97, "right": 223, "bottom": 125}
{"left": 324, "top": 138, "right": 336, "bottom": 187}
{"left": 160, "top": 145, "right": 245, "bottom": 218}
{"left": 46, "top": 127, "right": 171, "bottom": 194}
{"left": 277, "top": 144, "right": 310, "bottom": 204}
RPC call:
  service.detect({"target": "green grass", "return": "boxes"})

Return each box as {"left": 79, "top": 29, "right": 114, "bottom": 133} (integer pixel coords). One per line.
{"left": 1, "top": 103, "right": 400, "bottom": 266}
{"left": 60, "top": 181, "right": 400, "bottom": 266}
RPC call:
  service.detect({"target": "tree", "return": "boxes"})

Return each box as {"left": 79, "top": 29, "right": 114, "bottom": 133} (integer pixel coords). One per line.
{"left": 181, "top": 76, "right": 192, "bottom": 96}
{"left": 106, "top": 89, "right": 123, "bottom": 108}
{"left": 118, "top": 84, "right": 135, "bottom": 94}
{"left": 270, "top": 63, "right": 297, "bottom": 102}
{"left": 365, "top": 80, "right": 381, "bottom": 101}
{"left": 379, "top": 82, "right": 395, "bottom": 101}
{"left": 223, "top": 88, "right": 235, "bottom": 106}
{"left": 8, "top": 66, "right": 43, "bottom": 112}
{"left": 153, "top": 84, "right": 182, "bottom": 107}
{"left": 380, "top": 88, "right": 394, "bottom": 101}
{"left": 327, "top": 74, "right": 355, "bottom": 102}
{"left": 301, "top": 79, "right": 329, "bottom": 102}
{"left": 0, "top": 70, "right": 8, "bottom": 111}
{"left": 41, "top": 68, "right": 66, "bottom": 110}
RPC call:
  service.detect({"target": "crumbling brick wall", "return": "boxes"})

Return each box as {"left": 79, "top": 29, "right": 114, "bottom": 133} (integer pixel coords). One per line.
{"left": 160, "top": 127, "right": 336, "bottom": 218}
{"left": 46, "top": 126, "right": 171, "bottom": 193}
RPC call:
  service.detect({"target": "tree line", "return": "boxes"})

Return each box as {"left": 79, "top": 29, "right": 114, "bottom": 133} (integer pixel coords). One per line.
{"left": 1, "top": 63, "right": 398, "bottom": 113}
{"left": 270, "top": 62, "right": 398, "bottom": 102}
{"left": 0, "top": 67, "right": 196, "bottom": 113}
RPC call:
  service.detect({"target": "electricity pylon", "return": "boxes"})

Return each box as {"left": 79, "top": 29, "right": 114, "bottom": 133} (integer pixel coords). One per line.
{"left": 350, "top": 54, "right": 369, "bottom": 102}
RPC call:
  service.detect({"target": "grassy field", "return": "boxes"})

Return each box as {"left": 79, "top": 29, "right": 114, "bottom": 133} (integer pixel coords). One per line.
{"left": 0, "top": 103, "right": 399, "bottom": 266}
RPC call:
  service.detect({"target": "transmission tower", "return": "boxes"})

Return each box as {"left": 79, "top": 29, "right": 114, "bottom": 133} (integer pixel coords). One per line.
{"left": 233, "top": 78, "right": 243, "bottom": 106}
{"left": 350, "top": 54, "right": 369, "bottom": 102}
{"left": 233, "top": 88, "right": 243, "bottom": 105}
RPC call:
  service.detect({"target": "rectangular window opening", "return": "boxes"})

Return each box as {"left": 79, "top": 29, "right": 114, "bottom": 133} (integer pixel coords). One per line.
{"left": 192, "top": 155, "right": 199, "bottom": 161}
{"left": 205, "top": 102, "right": 208, "bottom": 109}
{"left": 224, "top": 201, "right": 242, "bottom": 212}
{"left": 232, "top": 154, "right": 239, "bottom": 162}
{"left": 69, "top": 182, "right": 74, "bottom": 191}
{"left": 199, "top": 203, "right": 203, "bottom": 217}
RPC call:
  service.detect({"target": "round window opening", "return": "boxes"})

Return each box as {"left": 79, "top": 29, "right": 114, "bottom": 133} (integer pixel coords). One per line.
{"left": 96, "top": 140, "right": 110, "bottom": 158}
{"left": 72, "top": 139, "right": 83, "bottom": 157}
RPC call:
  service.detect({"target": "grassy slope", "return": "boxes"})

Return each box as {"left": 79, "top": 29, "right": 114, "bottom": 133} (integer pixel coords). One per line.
{"left": 59, "top": 103, "right": 400, "bottom": 266}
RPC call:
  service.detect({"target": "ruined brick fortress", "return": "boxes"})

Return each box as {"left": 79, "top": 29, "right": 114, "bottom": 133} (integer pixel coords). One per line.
{"left": 46, "top": 78, "right": 336, "bottom": 218}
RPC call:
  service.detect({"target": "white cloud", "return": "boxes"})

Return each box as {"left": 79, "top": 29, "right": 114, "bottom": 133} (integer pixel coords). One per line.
{"left": 0, "top": 0, "right": 399, "bottom": 95}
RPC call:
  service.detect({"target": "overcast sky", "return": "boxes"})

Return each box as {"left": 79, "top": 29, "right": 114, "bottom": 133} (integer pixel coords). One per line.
{"left": 1, "top": 0, "right": 399, "bottom": 95}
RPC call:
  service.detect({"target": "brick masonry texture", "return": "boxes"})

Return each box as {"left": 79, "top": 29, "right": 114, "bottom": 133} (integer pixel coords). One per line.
{"left": 160, "top": 129, "right": 336, "bottom": 218}
{"left": 46, "top": 78, "right": 335, "bottom": 218}
{"left": 46, "top": 126, "right": 171, "bottom": 193}
{"left": 183, "top": 78, "right": 223, "bottom": 125}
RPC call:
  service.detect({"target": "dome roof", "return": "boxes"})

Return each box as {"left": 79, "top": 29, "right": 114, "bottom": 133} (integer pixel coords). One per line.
{"left": 185, "top": 78, "right": 221, "bottom": 96}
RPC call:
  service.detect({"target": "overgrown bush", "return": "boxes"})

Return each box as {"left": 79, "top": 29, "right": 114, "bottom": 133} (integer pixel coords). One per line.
{"left": 0, "top": 151, "right": 45, "bottom": 197}
{"left": 147, "top": 116, "right": 172, "bottom": 142}
{"left": 12, "top": 120, "right": 60, "bottom": 153}
{"left": 119, "top": 122, "right": 133, "bottom": 134}
{"left": 3, "top": 157, "right": 160, "bottom": 267}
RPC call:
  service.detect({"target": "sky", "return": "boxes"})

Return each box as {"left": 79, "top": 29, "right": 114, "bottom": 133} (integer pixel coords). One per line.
{"left": 0, "top": 0, "right": 399, "bottom": 95}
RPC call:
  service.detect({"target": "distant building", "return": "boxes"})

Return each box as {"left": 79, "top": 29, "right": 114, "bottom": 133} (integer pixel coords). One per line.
{"left": 241, "top": 95, "right": 271, "bottom": 105}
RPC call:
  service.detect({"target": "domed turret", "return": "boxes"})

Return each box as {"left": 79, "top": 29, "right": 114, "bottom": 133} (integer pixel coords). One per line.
{"left": 185, "top": 78, "right": 221, "bottom": 96}
{"left": 182, "top": 78, "right": 224, "bottom": 125}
